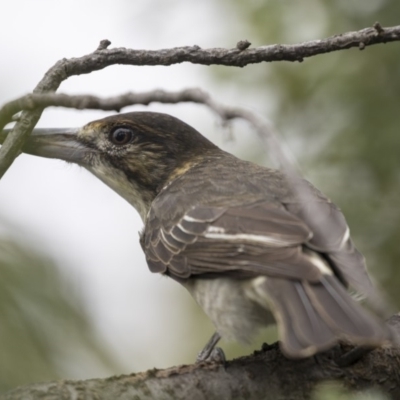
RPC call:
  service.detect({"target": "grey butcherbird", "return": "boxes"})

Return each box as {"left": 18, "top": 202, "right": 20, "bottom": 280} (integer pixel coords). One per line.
{"left": 0, "top": 112, "right": 393, "bottom": 361}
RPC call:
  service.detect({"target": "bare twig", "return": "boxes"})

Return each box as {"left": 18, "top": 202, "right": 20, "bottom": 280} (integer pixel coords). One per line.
{"left": 0, "top": 88, "right": 321, "bottom": 174}
{"left": 96, "top": 39, "right": 112, "bottom": 51}
{"left": 236, "top": 40, "right": 251, "bottom": 51}
{"left": 0, "top": 89, "right": 290, "bottom": 173}
{"left": 0, "top": 23, "right": 399, "bottom": 178}
{"left": 0, "top": 90, "right": 218, "bottom": 123}
{"left": 373, "top": 22, "right": 385, "bottom": 35}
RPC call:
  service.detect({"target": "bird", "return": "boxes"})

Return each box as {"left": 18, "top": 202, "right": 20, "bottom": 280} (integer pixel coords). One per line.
{"left": 0, "top": 112, "right": 393, "bottom": 361}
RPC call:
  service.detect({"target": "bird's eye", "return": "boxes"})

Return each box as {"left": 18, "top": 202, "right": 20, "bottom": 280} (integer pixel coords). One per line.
{"left": 109, "top": 127, "right": 134, "bottom": 145}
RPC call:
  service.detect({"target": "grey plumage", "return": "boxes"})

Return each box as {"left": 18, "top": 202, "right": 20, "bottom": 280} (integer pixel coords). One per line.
{"left": 1, "top": 112, "right": 392, "bottom": 358}
{"left": 141, "top": 150, "right": 391, "bottom": 356}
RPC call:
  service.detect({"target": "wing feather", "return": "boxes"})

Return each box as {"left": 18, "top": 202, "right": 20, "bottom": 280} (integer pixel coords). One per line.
{"left": 141, "top": 200, "right": 391, "bottom": 356}
{"left": 143, "top": 202, "right": 327, "bottom": 282}
{"left": 285, "top": 201, "right": 374, "bottom": 296}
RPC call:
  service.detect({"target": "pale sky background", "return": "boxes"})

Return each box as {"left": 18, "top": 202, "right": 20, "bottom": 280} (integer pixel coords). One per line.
{"left": 0, "top": 0, "right": 270, "bottom": 375}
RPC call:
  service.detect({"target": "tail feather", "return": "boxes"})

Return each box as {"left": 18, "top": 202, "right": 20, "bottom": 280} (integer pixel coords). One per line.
{"left": 305, "top": 275, "right": 389, "bottom": 340}
{"left": 254, "top": 275, "right": 391, "bottom": 358}
{"left": 259, "top": 278, "right": 335, "bottom": 357}
{"left": 292, "top": 282, "right": 336, "bottom": 347}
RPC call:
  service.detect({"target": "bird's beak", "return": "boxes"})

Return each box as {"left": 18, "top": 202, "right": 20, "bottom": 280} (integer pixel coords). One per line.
{"left": 0, "top": 127, "right": 87, "bottom": 164}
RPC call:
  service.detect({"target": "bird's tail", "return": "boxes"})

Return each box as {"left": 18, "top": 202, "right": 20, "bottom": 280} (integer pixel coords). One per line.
{"left": 252, "top": 275, "right": 392, "bottom": 357}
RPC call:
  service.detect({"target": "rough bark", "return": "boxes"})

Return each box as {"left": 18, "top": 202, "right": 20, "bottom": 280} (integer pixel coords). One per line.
{"left": 2, "top": 315, "right": 400, "bottom": 400}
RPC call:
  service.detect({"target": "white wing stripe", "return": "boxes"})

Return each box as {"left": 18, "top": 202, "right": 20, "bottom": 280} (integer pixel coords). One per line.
{"left": 206, "top": 226, "right": 226, "bottom": 234}
{"left": 338, "top": 227, "right": 350, "bottom": 249}
{"left": 183, "top": 215, "right": 205, "bottom": 223}
{"left": 304, "top": 251, "right": 333, "bottom": 275}
{"left": 204, "top": 231, "right": 292, "bottom": 247}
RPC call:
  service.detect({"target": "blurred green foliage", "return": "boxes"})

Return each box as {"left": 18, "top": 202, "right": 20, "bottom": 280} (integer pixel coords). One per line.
{"left": 216, "top": 0, "right": 400, "bottom": 304}
{"left": 0, "top": 234, "right": 116, "bottom": 393}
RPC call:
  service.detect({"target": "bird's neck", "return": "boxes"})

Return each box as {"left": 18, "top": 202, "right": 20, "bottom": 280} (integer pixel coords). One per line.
{"left": 85, "top": 162, "right": 154, "bottom": 221}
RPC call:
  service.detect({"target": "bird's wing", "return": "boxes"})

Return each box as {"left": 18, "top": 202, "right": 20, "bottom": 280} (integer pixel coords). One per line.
{"left": 143, "top": 201, "right": 329, "bottom": 282}
{"left": 142, "top": 201, "right": 391, "bottom": 355}
{"left": 284, "top": 200, "right": 374, "bottom": 298}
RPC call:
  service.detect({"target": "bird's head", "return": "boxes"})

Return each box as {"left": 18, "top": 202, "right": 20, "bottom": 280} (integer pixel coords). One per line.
{"left": 1, "top": 112, "right": 218, "bottom": 220}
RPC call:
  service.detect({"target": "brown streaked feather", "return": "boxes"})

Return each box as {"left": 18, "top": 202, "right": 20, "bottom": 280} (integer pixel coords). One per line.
{"left": 328, "top": 240, "right": 374, "bottom": 295}
{"left": 146, "top": 258, "right": 166, "bottom": 274}
{"left": 159, "top": 229, "right": 187, "bottom": 253}
{"left": 185, "top": 247, "right": 323, "bottom": 281}
{"left": 143, "top": 202, "right": 327, "bottom": 282}
{"left": 214, "top": 204, "right": 312, "bottom": 242}
{"left": 291, "top": 282, "right": 337, "bottom": 347}
{"left": 168, "top": 255, "right": 189, "bottom": 278}
{"left": 285, "top": 201, "right": 374, "bottom": 296}
{"left": 285, "top": 201, "right": 347, "bottom": 251}
{"left": 140, "top": 155, "right": 391, "bottom": 356}
{"left": 256, "top": 276, "right": 390, "bottom": 357}
{"left": 179, "top": 218, "right": 209, "bottom": 235}
{"left": 185, "top": 206, "right": 226, "bottom": 222}
{"left": 170, "top": 225, "right": 197, "bottom": 244}
{"left": 258, "top": 277, "right": 336, "bottom": 356}
{"left": 304, "top": 276, "right": 387, "bottom": 340}
{"left": 153, "top": 240, "right": 174, "bottom": 264}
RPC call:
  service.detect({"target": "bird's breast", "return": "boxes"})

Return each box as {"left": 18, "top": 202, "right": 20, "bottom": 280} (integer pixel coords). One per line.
{"left": 183, "top": 277, "right": 275, "bottom": 343}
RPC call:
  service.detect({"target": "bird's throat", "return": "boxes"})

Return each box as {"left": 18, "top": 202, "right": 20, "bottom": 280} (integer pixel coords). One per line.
{"left": 85, "top": 163, "right": 154, "bottom": 222}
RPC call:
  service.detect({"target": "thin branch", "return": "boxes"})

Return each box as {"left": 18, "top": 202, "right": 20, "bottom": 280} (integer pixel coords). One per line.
{"left": 0, "top": 89, "right": 289, "bottom": 171}
{"left": 0, "top": 23, "right": 399, "bottom": 178}
{"left": 0, "top": 88, "right": 324, "bottom": 174}
{"left": 0, "top": 90, "right": 223, "bottom": 122}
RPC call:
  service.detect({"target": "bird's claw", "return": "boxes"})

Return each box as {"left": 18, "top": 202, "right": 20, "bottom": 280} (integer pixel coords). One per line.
{"left": 196, "top": 346, "right": 226, "bottom": 364}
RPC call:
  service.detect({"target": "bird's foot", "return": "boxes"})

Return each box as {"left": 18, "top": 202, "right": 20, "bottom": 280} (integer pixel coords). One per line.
{"left": 197, "top": 346, "right": 226, "bottom": 364}
{"left": 196, "top": 331, "right": 224, "bottom": 363}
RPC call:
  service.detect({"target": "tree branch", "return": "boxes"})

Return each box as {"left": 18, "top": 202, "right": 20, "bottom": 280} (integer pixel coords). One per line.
{"left": 0, "top": 23, "right": 399, "bottom": 178}
{"left": 0, "top": 88, "right": 314, "bottom": 179}
{"left": 1, "top": 24, "right": 400, "bottom": 400}
{"left": 3, "top": 314, "right": 400, "bottom": 400}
